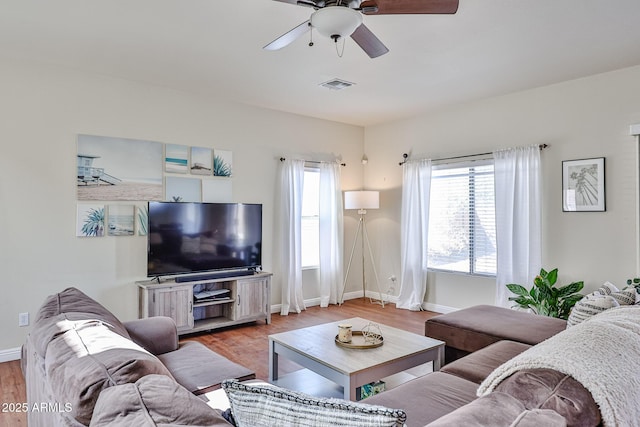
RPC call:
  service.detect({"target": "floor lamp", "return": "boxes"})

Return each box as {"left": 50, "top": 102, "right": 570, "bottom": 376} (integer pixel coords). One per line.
{"left": 340, "top": 190, "right": 385, "bottom": 307}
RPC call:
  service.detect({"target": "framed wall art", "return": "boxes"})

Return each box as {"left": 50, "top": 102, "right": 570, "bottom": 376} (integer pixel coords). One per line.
{"left": 562, "top": 157, "right": 605, "bottom": 212}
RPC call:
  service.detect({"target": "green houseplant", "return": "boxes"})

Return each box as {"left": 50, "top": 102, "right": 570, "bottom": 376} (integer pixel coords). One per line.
{"left": 507, "top": 268, "right": 584, "bottom": 320}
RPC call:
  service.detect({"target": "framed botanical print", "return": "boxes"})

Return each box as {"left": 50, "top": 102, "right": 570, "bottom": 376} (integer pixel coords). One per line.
{"left": 562, "top": 157, "right": 605, "bottom": 212}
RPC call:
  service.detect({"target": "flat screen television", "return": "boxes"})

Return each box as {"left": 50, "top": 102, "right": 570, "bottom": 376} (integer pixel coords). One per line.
{"left": 147, "top": 201, "right": 262, "bottom": 278}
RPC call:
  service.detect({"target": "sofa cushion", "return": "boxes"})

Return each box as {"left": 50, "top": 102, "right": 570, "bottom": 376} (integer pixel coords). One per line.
{"left": 123, "top": 316, "right": 179, "bottom": 355}
{"left": 159, "top": 341, "right": 255, "bottom": 395}
{"left": 425, "top": 392, "right": 567, "bottom": 427}
{"left": 365, "top": 372, "right": 478, "bottom": 427}
{"left": 441, "top": 340, "right": 531, "bottom": 384}
{"left": 45, "top": 322, "right": 174, "bottom": 425}
{"left": 509, "top": 409, "right": 568, "bottom": 427}
{"left": 425, "top": 305, "right": 566, "bottom": 363}
{"left": 90, "top": 374, "right": 231, "bottom": 426}
{"left": 222, "top": 379, "right": 406, "bottom": 427}
{"left": 31, "top": 287, "right": 131, "bottom": 357}
{"left": 495, "top": 368, "right": 600, "bottom": 427}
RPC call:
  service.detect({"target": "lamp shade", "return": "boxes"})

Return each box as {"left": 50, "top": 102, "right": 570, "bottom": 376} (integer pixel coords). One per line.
{"left": 311, "top": 7, "right": 363, "bottom": 39}
{"left": 344, "top": 190, "right": 379, "bottom": 210}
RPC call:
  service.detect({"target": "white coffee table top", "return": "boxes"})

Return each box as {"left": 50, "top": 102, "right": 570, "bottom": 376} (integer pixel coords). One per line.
{"left": 269, "top": 317, "right": 444, "bottom": 375}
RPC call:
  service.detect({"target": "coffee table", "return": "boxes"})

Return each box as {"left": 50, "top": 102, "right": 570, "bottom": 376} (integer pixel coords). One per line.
{"left": 268, "top": 317, "right": 445, "bottom": 401}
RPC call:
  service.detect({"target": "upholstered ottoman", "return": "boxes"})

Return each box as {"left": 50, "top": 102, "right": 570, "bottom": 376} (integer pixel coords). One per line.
{"left": 425, "top": 305, "right": 566, "bottom": 364}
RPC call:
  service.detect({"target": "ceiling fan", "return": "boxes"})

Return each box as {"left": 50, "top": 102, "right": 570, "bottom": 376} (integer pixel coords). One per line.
{"left": 264, "top": 0, "right": 459, "bottom": 58}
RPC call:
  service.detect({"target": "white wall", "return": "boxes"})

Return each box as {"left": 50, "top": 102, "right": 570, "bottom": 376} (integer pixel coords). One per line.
{"left": 0, "top": 59, "right": 364, "bottom": 352}
{"left": 364, "top": 65, "right": 640, "bottom": 310}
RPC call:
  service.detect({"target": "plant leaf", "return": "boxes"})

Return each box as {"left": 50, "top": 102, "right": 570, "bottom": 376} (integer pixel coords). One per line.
{"left": 506, "top": 284, "right": 530, "bottom": 297}
{"left": 546, "top": 268, "right": 558, "bottom": 286}
{"left": 557, "top": 281, "right": 584, "bottom": 297}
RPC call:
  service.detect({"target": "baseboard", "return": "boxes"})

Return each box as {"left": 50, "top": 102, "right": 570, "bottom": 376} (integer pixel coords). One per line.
{"left": 0, "top": 347, "right": 21, "bottom": 363}
{"left": 270, "top": 290, "right": 364, "bottom": 314}
{"left": 422, "top": 302, "right": 458, "bottom": 314}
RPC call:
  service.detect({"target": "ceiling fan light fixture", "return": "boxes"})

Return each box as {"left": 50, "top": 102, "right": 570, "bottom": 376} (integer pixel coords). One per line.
{"left": 310, "top": 6, "right": 363, "bottom": 39}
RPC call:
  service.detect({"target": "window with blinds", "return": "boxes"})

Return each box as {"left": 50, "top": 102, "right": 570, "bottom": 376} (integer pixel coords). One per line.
{"left": 428, "top": 160, "right": 497, "bottom": 276}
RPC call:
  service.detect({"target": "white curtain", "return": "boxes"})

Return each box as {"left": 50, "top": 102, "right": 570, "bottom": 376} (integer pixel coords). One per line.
{"left": 276, "top": 159, "right": 306, "bottom": 315}
{"left": 397, "top": 159, "right": 432, "bottom": 311}
{"left": 494, "top": 145, "right": 542, "bottom": 308}
{"left": 318, "top": 162, "right": 344, "bottom": 307}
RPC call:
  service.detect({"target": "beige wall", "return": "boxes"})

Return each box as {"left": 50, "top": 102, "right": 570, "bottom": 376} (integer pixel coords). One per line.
{"left": 0, "top": 60, "right": 364, "bottom": 352}
{"left": 364, "top": 65, "right": 640, "bottom": 311}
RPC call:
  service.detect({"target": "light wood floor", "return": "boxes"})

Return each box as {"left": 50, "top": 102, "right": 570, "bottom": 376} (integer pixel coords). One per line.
{"left": 0, "top": 298, "right": 439, "bottom": 427}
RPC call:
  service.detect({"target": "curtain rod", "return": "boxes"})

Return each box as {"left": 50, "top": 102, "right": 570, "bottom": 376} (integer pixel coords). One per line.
{"left": 398, "top": 144, "right": 549, "bottom": 166}
{"left": 279, "top": 157, "right": 346, "bottom": 167}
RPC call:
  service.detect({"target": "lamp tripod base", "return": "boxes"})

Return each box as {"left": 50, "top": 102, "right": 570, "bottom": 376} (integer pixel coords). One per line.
{"left": 339, "top": 214, "right": 385, "bottom": 308}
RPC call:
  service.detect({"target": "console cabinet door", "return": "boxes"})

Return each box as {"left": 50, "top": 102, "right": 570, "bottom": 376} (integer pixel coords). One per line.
{"left": 235, "top": 277, "right": 270, "bottom": 323}
{"left": 150, "top": 285, "right": 194, "bottom": 332}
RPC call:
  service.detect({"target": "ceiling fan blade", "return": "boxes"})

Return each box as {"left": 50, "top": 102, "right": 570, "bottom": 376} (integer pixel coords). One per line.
{"left": 264, "top": 20, "right": 311, "bottom": 51}
{"left": 351, "top": 24, "right": 389, "bottom": 58}
{"left": 360, "top": 0, "right": 459, "bottom": 15}
{"left": 272, "top": 0, "right": 318, "bottom": 7}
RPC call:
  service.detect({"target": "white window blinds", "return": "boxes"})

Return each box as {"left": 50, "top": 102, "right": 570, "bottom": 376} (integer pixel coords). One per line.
{"left": 427, "top": 160, "right": 496, "bottom": 276}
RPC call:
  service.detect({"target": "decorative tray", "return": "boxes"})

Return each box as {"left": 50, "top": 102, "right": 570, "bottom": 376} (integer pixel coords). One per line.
{"left": 334, "top": 331, "right": 384, "bottom": 349}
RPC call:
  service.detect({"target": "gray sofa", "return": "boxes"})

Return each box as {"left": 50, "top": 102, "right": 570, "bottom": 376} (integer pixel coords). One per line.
{"left": 23, "top": 287, "right": 253, "bottom": 426}
{"left": 24, "top": 287, "right": 636, "bottom": 426}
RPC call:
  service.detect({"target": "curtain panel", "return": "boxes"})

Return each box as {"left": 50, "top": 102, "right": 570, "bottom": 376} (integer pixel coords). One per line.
{"left": 318, "top": 162, "right": 344, "bottom": 307}
{"left": 397, "top": 159, "right": 432, "bottom": 311}
{"left": 493, "top": 145, "right": 542, "bottom": 308}
{"left": 275, "top": 159, "right": 306, "bottom": 315}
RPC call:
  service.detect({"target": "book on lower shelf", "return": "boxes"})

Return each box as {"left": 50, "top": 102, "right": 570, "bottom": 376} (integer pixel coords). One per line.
{"left": 356, "top": 380, "right": 386, "bottom": 400}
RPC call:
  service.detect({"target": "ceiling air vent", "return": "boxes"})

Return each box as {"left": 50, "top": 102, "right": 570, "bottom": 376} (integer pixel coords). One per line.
{"left": 319, "top": 78, "right": 355, "bottom": 91}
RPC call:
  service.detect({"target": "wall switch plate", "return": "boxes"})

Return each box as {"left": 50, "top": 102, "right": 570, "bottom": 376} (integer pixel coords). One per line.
{"left": 18, "top": 312, "right": 29, "bottom": 327}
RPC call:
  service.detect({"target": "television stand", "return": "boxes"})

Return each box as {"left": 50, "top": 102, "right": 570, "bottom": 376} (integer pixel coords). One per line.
{"left": 137, "top": 271, "right": 272, "bottom": 335}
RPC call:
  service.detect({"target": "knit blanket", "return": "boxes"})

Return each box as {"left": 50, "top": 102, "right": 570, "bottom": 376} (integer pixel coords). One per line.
{"left": 477, "top": 306, "right": 640, "bottom": 427}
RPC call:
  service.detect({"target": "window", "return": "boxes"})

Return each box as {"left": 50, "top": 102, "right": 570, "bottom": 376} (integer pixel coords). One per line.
{"left": 301, "top": 168, "right": 320, "bottom": 268}
{"left": 428, "top": 160, "right": 496, "bottom": 276}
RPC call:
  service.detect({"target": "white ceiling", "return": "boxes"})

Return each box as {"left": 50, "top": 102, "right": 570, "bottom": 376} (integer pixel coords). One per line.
{"left": 2, "top": 0, "right": 640, "bottom": 127}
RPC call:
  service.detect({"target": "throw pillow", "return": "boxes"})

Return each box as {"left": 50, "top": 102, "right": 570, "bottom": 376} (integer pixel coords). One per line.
{"left": 45, "top": 322, "right": 174, "bottom": 425}
{"left": 90, "top": 374, "right": 230, "bottom": 426}
{"left": 566, "top": 295, "right": 619, "bottom": 328}
{"left": 609, "top": 288, "right": 637, "bottom": 306}
{"left": 596, "top": 281, "right": 619, "bottom": 296}
{"left": 567, "top": 281, "right": 639, "bottom": 328}
{"left": 222, "top": 379, "right": 406, "bottom": 427}
{"left": 595, "top": 282, "right": 637, "bottom": 305}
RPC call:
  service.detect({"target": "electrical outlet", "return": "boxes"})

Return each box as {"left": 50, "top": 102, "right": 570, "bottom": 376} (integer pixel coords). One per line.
{"left": 387, "top": 275, "right": 397, "bottom": 295}
{"left": 18, "top": 312, "right": 29, "bottom": 327}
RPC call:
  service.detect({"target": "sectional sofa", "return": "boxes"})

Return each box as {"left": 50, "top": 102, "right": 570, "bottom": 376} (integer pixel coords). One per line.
{"left": 23, "top": 286, "right": 640, "bottom": 426}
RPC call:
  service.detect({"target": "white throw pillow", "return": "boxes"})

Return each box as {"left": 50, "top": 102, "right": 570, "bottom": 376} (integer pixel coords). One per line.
{"left": 567, "top": 294, "right": 619, "bottom": 328}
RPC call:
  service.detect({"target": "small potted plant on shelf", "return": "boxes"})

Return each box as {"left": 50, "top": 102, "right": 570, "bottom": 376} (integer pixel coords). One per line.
{"left": 506, "top": 268, "right": 584, "bottom": 320}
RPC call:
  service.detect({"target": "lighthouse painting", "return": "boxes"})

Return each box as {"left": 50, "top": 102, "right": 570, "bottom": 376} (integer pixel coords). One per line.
{"left": 77, "top": 134, "right": 163, "bottom": 201}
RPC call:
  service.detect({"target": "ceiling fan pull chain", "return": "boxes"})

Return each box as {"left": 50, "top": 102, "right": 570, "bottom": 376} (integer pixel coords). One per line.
{"left": 309, "top": 27, "right": 314, "bottom": 47}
